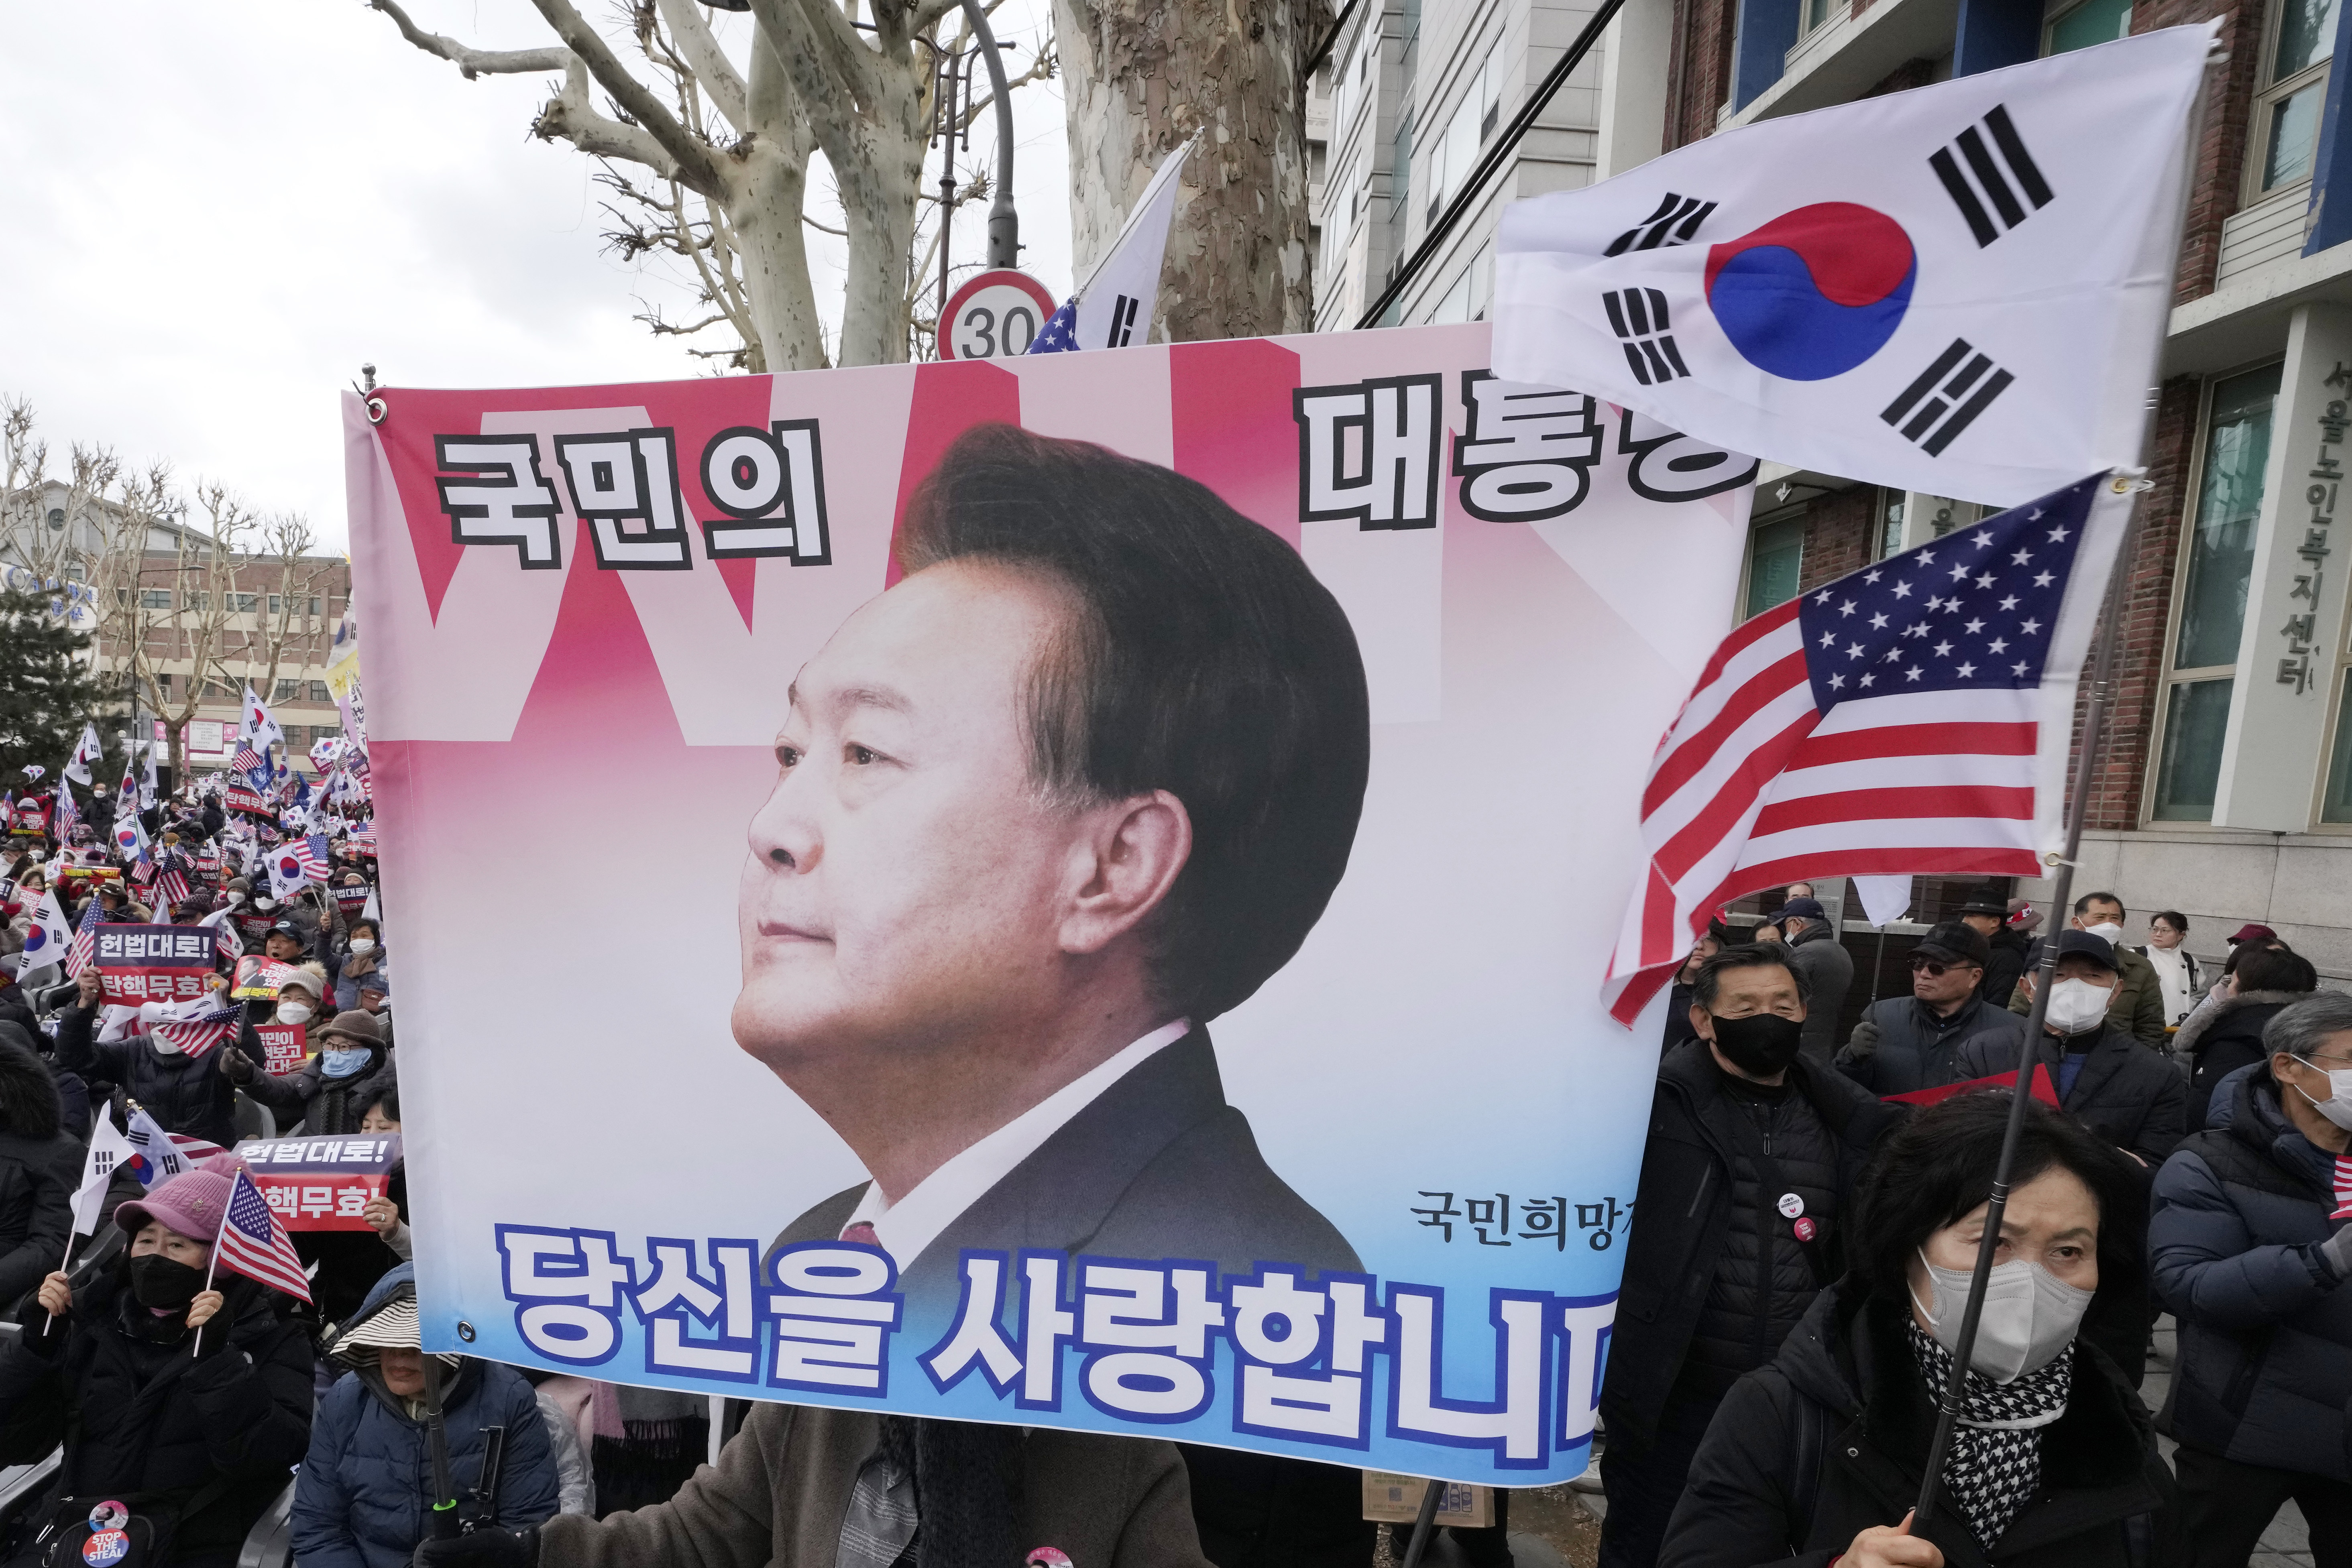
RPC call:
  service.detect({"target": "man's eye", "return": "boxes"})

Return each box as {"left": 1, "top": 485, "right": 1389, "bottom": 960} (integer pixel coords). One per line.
{"left": 847, "top": 744, "right": 878, "bottom": 766}
{"left": 776, "top": 745, "right": 802, "bottom": 769}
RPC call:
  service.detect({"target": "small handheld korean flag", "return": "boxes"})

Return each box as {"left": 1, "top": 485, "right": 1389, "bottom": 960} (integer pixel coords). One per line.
{"left": 70, "top": 1115, "right": 138, "bottom": 1237}
{"left": 20, "top": 890, "right": 72, "bottom": 976}
{"left": 1491, "top": 24, "right": 2215, "bottom": 506}
{"left": 63, "top": 724, "right": 102, "bottom": 787}
{"left": 1029, "top": 133, "right": 1199, "bottom": 354}
{"left": 240, "top": 684, "right": 285, "bottom": 756}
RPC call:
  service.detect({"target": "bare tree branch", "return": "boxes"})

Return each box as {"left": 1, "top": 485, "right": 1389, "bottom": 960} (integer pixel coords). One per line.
{"left": 525, "top": 0, "right": 726, "bottom": 196}
{"left": 536, "top": 58, "right": 692, "bottom": 184}
{"left": 365, "top": 0, "right": 571, "bottom": 77}
{"left": 654, "top": 0, "right": 749, "bottom": 131}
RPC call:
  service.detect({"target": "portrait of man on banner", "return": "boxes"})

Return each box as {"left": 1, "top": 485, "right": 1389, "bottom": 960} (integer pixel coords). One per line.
{"left": 731, "top": 424, "right": 1368, "bottom": 1302}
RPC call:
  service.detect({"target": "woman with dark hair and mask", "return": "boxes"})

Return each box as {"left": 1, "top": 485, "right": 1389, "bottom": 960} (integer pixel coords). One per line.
{"left": 0, "top": 1165, "right": 314, "bottom": 1568}
{"left": 1660, "top": 1091, "right": 2169, "bottom": 1568}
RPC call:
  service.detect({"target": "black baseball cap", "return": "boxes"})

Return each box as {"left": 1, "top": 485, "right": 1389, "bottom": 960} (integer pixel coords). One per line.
{"left": 1912, "top": 920, "right": 1991, "bottom": 968}
{"left": 2053, "top": 929, "right": 2120, "bottom": 972}
{"left": 1957, "top": 890, "right": 2010, "bottom": 917}
{"left": 1770, "top": 896, "right": 1828, "bottom": 923}
{"left": 265, "top": 918, "right": 305, "bottom": 941}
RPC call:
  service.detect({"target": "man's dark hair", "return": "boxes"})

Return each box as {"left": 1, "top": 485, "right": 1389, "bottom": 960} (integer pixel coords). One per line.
{"left": 1848, "top": 1090, "right": 2139, "bottom": 1305}
{"left": 896, "top": 424, "right": 1371, "bottom": 1022}
{"left": 2073, "top": 890, "right": 2123, "bottom": 916}
{"left": 1690, "top": 946, "right": 1811, "bottom": 1011}
{"left": 2234, "top": 944, "right": 2317, "bottom": 996}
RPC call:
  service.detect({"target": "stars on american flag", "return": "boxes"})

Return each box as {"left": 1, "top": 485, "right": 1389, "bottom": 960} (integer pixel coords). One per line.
{"left": 1800, "top": 478, "right": 2095, "bottom": 709}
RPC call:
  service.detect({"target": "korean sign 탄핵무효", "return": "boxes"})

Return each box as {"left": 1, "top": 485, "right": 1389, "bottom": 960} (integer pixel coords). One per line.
{"left": 348, "top": 325, "right": 1755, "bottom": 1484}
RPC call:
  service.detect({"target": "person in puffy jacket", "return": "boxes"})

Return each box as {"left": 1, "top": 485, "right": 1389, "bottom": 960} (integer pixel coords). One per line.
{"left": 1661, "top": 1092, "right": 2167, "bottom": 1568}
{"left": 0, "top": 1166, "right": 314, "bottom": 1568}
{"left": 0, "top": 1031, "right": 80, "bottom": 1313}
{"left": 50, "top": 968, "right": 246, "bottom": 1148}
{"left": 293, "top": 1265, "right": 560, "bottom": 1568}
{"left": 1837, "top": 921, "right": 2026, "bottom": 1096}
{"left": 232, "top": 1000, "right": 391, "bottom": 1137}
{"left": 2173, "top": 942, "right": 2315, "bottom": 1131}
{"left": 2150, "top": 992, "right": 2352, "bottom": 1564}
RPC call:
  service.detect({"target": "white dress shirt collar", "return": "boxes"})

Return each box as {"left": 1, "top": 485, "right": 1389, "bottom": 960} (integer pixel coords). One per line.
{"left": 843, "top": 1018, "right": 1192, "bottom": 1268}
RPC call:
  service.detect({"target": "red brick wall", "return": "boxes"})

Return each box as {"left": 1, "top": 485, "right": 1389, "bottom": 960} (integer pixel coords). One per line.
{"left": 1664, "top": 0, "right": 1739, "bottom": 150}
{"left": 1796, "top": 484, "right": 1878, "bottom": 592}
{"left": 2079, "top": 377, "right": 2203, "bottom": 829}
{"left": 2136, "top": 0, "right": 2265, "bottom": 303}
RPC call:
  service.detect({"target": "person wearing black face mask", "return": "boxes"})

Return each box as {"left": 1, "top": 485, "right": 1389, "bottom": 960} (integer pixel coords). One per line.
{"left": 0, "top": 1166, "right": 315, "bottom": 1568}
{"left": 1597, "top": 948, "right": 1906, "bottom": 1568}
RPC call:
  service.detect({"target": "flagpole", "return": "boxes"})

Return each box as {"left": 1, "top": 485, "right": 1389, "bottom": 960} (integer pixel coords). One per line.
{"left": 40, "top": 1232, "right": 80, "bottom": 1338}
{"left": 189, "top": 1188, "right": 231, "bottom": 1361}
{"left": 1908, "top": 475, "right": 2140, "bottom": 1531}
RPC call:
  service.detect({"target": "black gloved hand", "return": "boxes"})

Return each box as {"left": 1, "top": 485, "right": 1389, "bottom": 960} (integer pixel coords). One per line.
{"left": 413, "top": 1524, "right": 539, "bottom": 1568}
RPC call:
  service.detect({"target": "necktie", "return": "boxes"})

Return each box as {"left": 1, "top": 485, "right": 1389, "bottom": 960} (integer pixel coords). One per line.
{"left": 842, "top": 1220, "right": 882, "bottom": 1248}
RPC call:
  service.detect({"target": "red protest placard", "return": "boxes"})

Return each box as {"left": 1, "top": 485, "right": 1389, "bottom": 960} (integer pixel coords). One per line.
{"left": 333, "top": 884, "right": 372, "bottom": 917}
{"left": 232, "top": 1134, "right": 401, "bottom": 1231}
{"left": 231, "top": 954, "right": 296, "bottom": 999}
{"left": 96, "top": 924, "right": 219, "bottom": 1005}
{"left": 1884, "top": 1066, "right": 2062, "bottom": 1108}
{"left": 253, "top": 1021, "right": 308, "bottom": 1074}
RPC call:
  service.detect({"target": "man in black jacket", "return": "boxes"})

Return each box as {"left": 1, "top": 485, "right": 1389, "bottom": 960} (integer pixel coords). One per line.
{"left": 1598, "top": 946, "right": 1904, "bottom": 1568}
{"left": 1957, "top": 891, "right": 2030, "bottom": 1009}
{"left": 1956, "top": 930, "right": 2188, "bottom": 1171}
{"left": 1833, "top": 920, "right": 2025, "bottom": 1095}
{"left": 1770, "top": 898, "right": 1852, "bottom": 1068}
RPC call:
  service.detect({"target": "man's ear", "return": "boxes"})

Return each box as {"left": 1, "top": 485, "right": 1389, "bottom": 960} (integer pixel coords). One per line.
{"left": 1059, "top": 790, "right": 1191, "bottom": 956}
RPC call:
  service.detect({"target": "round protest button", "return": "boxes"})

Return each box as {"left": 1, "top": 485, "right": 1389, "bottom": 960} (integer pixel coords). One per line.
{"left": 1793, "top": 1216, "right": 1818, "bottom": 1243}
{"left": 1776, "top": 1192, "right": 1804, "bottom": 1219}
{"left": 82, "top": 1531, "right": 129, "bottom": 1567}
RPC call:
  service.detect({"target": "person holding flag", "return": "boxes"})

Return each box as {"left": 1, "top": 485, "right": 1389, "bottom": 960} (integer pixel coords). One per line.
{"left": 54, "top": 968, "right": 252, "bottom": 1150}
{"left": 0, "top": 1161, "right": 314, "bottom": 1568}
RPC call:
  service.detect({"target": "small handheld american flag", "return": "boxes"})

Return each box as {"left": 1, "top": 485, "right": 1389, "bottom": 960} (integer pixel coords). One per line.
{"left": 63, "top": 897, "right": 103, "bottom": 978}
{"left": 214, "top": 1163, "right": 311, "bottom": 1303}
{"left": 1604, "top": 472, "right": 2133, "bottom": 1024}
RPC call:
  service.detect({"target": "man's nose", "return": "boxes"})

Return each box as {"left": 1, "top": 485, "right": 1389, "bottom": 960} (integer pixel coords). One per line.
{"left": 746, "top": 768, "right": 820, "bottom": 872}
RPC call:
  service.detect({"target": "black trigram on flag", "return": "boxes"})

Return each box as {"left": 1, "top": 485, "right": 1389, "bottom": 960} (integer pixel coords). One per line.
{"left": 1604, "top": 192, "right": 1718, "bottom": 256}
{"left": 1104, "top": 294, "right": 1142, "bottom": 348}
{"left": 1882, "top": 338, "right": 2013, "bottom": 455}
{"left": 1602, "top": 289, "right": 1691, "bottom": 386}
{"left": 1929, "top": 105, "right": 2053, "bottom": 247}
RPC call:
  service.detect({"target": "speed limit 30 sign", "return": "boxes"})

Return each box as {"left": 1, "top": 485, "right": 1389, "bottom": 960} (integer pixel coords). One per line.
{"left": 939, "top": 269, "right": 1060, "bottom": 361}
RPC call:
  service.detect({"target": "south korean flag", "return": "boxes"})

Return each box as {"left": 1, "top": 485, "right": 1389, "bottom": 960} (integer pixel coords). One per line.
{"left": 1492, "top": 23, "right": 2216, "bottom": 506}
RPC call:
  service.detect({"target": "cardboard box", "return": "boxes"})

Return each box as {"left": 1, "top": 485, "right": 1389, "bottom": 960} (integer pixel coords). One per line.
{"left": 1360, "top": 1472, "right": 1495, "bottom": 1528}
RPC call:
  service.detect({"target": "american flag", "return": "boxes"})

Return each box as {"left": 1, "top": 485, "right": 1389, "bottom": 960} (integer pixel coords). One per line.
{"left": 53, "top": 784, "right": 79, "bottom": 845}
{"left": 63, "top": 895, "right": 103, "bottom": 977}
{"left": 1028, "top": 297, "right": 1081, "bottom": 354}
{"left": 155, "top": 854, "right": 192, "bottom": 912}
{"left": 150, "top": 992, "right": 240, "bottom": 1059}
{"left": 215, "top": 1163, "right": 312, "bottom": 1302}
{"left": 1603, "top": 473, "right": 2130, "bottom": 1023}
{"left": 230, "top": 744, "right": 266, "bottom": 781}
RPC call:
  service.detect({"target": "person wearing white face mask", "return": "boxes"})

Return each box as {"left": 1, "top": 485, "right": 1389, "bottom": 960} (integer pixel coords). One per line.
{"left": 1960, "top": 931, "right": 2189, "bottom": 1183}
{"left": 2004, "top": 892, "right": 2168, "bottom": 1049}
{"left": 51, "top": 968, "right": 248, "bottom": 1148}
{"left": 1661, "top": 1090, "right": 2164, "bottom": 1568}
{"left": 2152, "top": 991, "right": 2352, "bottom": 1564}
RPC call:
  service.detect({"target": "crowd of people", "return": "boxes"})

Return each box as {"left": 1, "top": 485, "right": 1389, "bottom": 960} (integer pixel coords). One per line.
{"left": 0, "top": 761, "right": 2346, "bottom": 1568}
{"left": 1624, "top": 886, "right": 2348, "bottom": 1567}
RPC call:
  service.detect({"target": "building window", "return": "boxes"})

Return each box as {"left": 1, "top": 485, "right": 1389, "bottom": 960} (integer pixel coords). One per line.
{"left": 274, "top": 679, "right": 301, "bottom": 702}
{"left": 308, "top": 680, "right": 330, "bottom": 702}
{"left": 140, "top": 589, "right": 172, "bottom": 610}
{"left": 2321, "top": 670, "right": 2352, "bottom": 820}
{"left": 154, "top": 672, "right": 173, "bottom": 698}
{"left": 1744, "top": 510, "right": 1807, "bottom": 619}
{"left": 2043, "top": 0, "right": 2132, "bottom": 55}
{"left": 2252, "top": 0, "right": 2340, "bottom": 196}
{"left": 1805, "top": 0, "right": 1845, "bottom": 35}
{"left": 2152, "top": 363, "right": 2281, "bottom": 820}
{"left": 1874, "top": 489, "right": 1906, "bottom": 559}
{"left": 1426, "top": 44, "right": 1502, "bottom": 226}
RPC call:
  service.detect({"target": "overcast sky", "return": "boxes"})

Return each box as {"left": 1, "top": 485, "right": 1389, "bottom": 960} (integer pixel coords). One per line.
{"left": 2, "top": 0, "right": 1071, "bottom": 555}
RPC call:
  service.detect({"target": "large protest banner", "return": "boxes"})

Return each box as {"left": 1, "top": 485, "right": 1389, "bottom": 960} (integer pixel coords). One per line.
{"left": 347, "top": 324, "right": 1754, "bottom": 1484}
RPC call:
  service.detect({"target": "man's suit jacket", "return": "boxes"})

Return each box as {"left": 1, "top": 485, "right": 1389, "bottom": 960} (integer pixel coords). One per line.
{"left": 772, "top": 1029, "right": 1360, "bottom": 1311}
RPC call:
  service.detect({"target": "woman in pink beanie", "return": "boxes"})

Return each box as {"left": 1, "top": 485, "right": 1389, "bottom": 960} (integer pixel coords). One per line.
{"left": 0, "top": 1165, "right": 314, "bottom": 1566}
